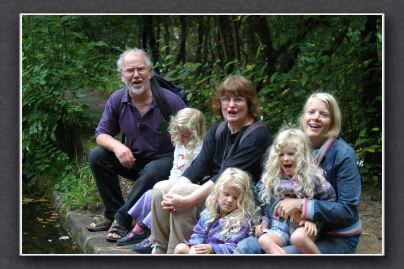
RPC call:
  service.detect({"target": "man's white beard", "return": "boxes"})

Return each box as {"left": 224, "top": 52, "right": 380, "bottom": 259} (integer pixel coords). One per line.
{"left": 126, "top": 80, "right": 149, "bottom": 96}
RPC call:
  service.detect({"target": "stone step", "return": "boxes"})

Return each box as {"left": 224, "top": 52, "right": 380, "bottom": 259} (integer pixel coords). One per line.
{"left": 52, "top": 191, "right": 136, "bottom": 255}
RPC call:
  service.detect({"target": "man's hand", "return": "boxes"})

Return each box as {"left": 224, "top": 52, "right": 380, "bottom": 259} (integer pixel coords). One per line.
{"left": 113, "top": 143, "right": 136, "bottom": 168}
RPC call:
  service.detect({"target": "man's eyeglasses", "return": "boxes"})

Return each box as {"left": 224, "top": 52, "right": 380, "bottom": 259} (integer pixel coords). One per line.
{"left": 122, "top": 66, "right": 149, "bottom": 76}
{"left": 220, "top": 96, "right": 246, "bottom": 105}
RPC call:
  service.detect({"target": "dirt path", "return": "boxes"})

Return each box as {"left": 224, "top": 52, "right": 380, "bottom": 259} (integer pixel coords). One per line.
{"left": 356, "top": 184, "right": 383, "bottom": 254}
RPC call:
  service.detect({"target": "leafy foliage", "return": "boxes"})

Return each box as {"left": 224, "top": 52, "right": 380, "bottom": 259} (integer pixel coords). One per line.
{"left": 22, "top": 16, "right": 111, "bottom": 183}
{"left": 22, "top": 15, "right": 382, "bottom": 210}
{"left": 55, "top": 161, "right": 102, "bottom": 211}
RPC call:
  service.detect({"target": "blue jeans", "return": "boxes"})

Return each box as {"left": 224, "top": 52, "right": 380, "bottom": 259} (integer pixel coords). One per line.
{"left": 234, "top": 236, "right": 263, "bottom": 254}
{"left": 235, "top": 234, "right": 359, "bottom": 254}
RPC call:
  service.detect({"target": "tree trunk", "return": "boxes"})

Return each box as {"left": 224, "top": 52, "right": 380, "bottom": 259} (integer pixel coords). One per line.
{"left": 195, "top": 16, "right": 205, "bottom": 63}
{"left": 245, "top": 16, "right": 258, "bottom": 63}
{"left": 175, "top": 16, "right": 187, "bottom": 65}
{"left": 277, "top": 17, "right": 321, "bottom": 73}
{"left": 144, "top": 16, "right": 159, "bottom": 64}
{"left": 141, "top": 16, "right": 148, "bottom": 51}
{"left": 164, "top": 16, "right": 170, "bottom": 56}
{"left": 205, "top": 16, "right": 214, "bottom": 65}
{"left": 251, "top": 16, "right": 276, "bottom": 90}
{"left": 231, "top": 16, "right": 240, "bottom": 61}
{"left": 217, "top": 16, "right": 235, "bottom": 72}
{"left": 360, "top": 15, "right": 382, "bottom": 187}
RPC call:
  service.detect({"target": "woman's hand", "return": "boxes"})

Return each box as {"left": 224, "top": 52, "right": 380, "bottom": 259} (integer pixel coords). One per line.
{"left": 299, "top": 219, "right": 318, "bottom": 237}
{"left": 161, "top": 193, "right": 189, "bottom": 213}
{"left": 274, "top": 198, "right": 302, "bottom": 219}
{"left": 255, "top": 224, "right": 267, "bottom": 237}
{"left": 189, "top": 244, "right": 214, "bottom": 254}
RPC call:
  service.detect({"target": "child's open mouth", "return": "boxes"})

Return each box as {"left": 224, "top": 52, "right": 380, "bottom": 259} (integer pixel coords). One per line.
{"left": 282, "top": 164, "right": 294, "bottom": 176}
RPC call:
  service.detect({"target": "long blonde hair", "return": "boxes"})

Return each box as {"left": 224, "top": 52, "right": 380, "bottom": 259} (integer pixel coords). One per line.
{"left": 259, "top": 128, "right": 325, "bottom": 203}
{"left": 168, "top": 108, "right": 206, "bottom": 164}
{"left": 205, "top": 167, "right": 259, "bottom": 235}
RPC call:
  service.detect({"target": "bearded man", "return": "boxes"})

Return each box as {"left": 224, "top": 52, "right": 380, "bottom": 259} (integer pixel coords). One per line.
{"left": 86, "top": 48, "right": 186, "bottom": 242}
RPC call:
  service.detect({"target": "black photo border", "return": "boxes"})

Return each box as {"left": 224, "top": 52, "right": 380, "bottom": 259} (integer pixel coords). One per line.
{"left": 3, "top": 0, "right": 402, "bottom": 268}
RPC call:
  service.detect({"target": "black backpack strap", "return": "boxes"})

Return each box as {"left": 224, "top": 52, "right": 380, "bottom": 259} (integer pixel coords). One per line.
{"left": 150, "top": 76, "right": 171, "bottom": 121}
{"left": 240, "top": 122, "right": 267, "bottom": 144}
{"left": 215, "top": 121, "right": 228, "bottom": 143}
{"left": 215, "top": 121, "right": 266, "bottom": 145}
{"left": 112, "top": 88, "right": 126, "bottom": 143}
{"left": 112, "top": 88, "right": 126, "bottom": 120}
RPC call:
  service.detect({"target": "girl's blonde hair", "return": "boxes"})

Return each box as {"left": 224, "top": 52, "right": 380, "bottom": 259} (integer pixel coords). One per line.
{"left": 205, "top": 167, "right": 259, "bottom": 235}
{"left": 259, "top": 128, "right": 325, "bottom": 203}
{"left": 168, "top": 108, "right": 206, "bottom": 164}
{"left": 300, "top": 92, "right": 342, "bottom": 137}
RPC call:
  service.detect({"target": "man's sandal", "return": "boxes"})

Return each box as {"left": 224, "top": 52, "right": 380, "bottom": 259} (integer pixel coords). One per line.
{"left": 86, "top": 215, "right": 113, "bottom": 232}
{"left": 106, "top": 220, "right": 129, "bottom": 242}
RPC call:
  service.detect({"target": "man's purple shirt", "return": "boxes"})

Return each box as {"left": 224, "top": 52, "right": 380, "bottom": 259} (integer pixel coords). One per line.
{"left": 95, "top": 87, "right": 186, "bottom": 160}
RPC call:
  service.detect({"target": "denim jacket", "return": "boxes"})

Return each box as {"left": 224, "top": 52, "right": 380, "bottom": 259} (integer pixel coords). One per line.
{"left": 265, "top": 137, "right": 362, "bottom": 237}
{"left": 307, "top": 137, "right": 362, "bottom": 236}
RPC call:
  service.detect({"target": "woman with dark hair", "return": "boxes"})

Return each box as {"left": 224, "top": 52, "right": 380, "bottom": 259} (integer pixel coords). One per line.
{"left": 140, "top": 75, "right": 272, "bottom": 254}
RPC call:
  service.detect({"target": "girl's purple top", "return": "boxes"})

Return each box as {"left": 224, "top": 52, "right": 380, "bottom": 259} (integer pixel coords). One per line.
{"left": 185, "top": 209, "right": 252, "bottom": 254}
{"left": 261, "top": 175, "right": 336, "bottom": 225}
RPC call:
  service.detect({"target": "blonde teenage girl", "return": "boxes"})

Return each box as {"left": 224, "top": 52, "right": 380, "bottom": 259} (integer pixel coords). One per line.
{"left": 257, "top": 128, "right": 336, "bottom": 254}
{"left": 116, "top": 108, "right": 206, "bottom": 250}
{"left": 174, "top": 167, "right": 258, "bottom": 254}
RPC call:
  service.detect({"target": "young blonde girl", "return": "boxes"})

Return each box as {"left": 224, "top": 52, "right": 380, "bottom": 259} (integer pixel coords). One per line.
{"left": 174, "top": 167, "right": 258, "bottom": 254}
{"left": 117, "top": 108, "right": 206, "bottom": 249}
{"left": 257, "top": 128, "right": 336, "bottom": 254}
